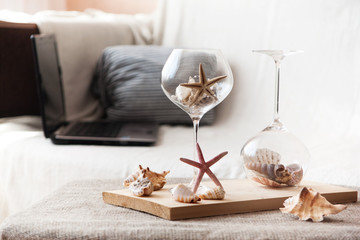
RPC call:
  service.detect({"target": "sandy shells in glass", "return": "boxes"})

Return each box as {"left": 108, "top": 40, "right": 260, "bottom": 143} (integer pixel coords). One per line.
{"left": 242, "top": 130, "right": 309, "bottom": 187}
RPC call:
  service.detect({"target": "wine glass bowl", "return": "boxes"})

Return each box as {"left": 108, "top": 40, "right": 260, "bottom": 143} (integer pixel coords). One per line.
{"left": 161, "top": 49, "right": 233, "bottom": 121}
{"left": 241, "top": 50, "right": 310, "bottom": 187}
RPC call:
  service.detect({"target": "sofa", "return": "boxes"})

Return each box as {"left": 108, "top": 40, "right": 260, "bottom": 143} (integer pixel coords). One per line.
{"left": 1, "top": 0, "right": 360, "bottom": 223}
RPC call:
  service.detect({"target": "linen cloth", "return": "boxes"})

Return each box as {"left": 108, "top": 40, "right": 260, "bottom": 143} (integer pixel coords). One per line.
{"left": 0, "top": 178, "right": 359, "bottom": 240}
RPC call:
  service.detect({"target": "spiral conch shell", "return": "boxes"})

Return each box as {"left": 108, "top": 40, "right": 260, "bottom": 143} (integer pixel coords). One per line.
{"left": 170, "top": 184, "right": 200, "bottom": 203}
{"left": 128, "top": 176, "right": 154, "bottom": 197}
{"left": 123, "top": 169, "right": 141, "bottom": 187}
{"left": 246, "top": 148, "right": 281, "bottom": 164}
{"left": 244, "top": 148, "right": 303, "bottom": 187}
{"left": 280, "top": 187, "right": 347, "bottom": 222}
{"left": 197, "top": 186, "right": 225, "bottom": 200}
{"left": 124, "top": 165, "right": 170, "bottom": 191}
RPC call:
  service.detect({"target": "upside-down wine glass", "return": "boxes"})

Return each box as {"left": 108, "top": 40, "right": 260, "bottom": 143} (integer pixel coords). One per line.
{"left": 241, "top": 50, "right": 310, "bottom": 187}
{"left": 161, "top": 49, "right": 233, "bottom": 189}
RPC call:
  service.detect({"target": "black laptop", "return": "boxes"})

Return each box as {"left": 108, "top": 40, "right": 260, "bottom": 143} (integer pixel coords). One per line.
{"left": 31, "top": 34, "right": 158, "bottom": 146}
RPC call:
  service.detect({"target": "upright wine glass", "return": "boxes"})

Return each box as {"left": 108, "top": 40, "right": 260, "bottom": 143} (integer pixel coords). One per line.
{"left": 161, "top": 49, "right": 233, "bottom": 187}
{"left": 241, "top": 50, "right": 310, "bottom": 187}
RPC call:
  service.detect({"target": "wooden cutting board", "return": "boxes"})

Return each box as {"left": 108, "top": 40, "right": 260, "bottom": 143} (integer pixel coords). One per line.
{"left": 102, "top": 179, "right": 358, "bottom": 220}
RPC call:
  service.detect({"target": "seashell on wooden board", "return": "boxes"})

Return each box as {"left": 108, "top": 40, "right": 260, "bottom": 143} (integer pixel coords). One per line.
{"left": 123, "top": 165, "right": 170, "bottom": 190}
{"left": 123, "top": 165, "right": 142, "bottom": 187}
{"left": 141, "top": 167, "right": 170, "bottom": 191}
{"left": 280, "top": 187, "right": 347, "bottom": 222}
{"left": 197, "top": 185, "right": 225, "bottom": 200}
{"left": 129, "top": 176, "right": 154, "bottom": 197}
{"left": 170, "top": 184, "right": 200, "bottom": 203}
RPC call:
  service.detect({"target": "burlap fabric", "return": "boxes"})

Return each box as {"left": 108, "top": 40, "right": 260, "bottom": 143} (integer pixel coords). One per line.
{"left": 0, "top": 178, "right": 359, "bottom": 240}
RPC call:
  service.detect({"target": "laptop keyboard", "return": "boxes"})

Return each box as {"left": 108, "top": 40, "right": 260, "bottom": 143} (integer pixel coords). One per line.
{"left": 66, "top": 122, "right": 122, "bottom": 138}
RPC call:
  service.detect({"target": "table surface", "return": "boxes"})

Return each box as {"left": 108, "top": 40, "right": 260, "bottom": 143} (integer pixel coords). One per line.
{"left": 104, "top": 179, "right": 357, "bottom": 220}
{"left": 1, "top": 178, "right": 360, "bottom": 240}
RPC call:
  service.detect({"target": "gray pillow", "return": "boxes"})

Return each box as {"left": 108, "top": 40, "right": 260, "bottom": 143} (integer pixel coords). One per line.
{"left": 93, "top": 45, "right": 215, "bottom": 125}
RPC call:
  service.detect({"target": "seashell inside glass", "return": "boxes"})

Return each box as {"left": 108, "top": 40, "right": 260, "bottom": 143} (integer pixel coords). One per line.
{"left": 241, "top": 123, "right": 310, "bottom": 187}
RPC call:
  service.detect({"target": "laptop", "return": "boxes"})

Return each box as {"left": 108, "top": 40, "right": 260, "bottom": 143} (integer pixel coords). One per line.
{"left": 31, "top": 34, "right": 158, "bottom": 146}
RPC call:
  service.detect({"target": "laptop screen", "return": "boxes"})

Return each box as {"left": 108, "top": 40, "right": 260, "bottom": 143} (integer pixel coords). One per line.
{"left": 31, "top": 34, "right": 66, "bottom": 138}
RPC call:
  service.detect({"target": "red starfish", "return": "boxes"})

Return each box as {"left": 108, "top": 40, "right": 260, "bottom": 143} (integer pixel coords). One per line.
{"left": 180, "top": 63, "right": 227, "bottom": 106}
{"left": 180, "top": 143, "right": 228, "bottom": 194}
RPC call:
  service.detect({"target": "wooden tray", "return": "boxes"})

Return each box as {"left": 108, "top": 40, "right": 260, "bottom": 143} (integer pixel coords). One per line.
{"left": 102, "top": 179, "right": 358, "bottom": 220}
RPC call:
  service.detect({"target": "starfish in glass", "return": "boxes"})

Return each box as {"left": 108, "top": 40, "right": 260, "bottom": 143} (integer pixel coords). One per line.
{"left": 180, "top": 63, "right": 227, "bottom": 106}
{"left": 180, "top": 143, "right": 228, "bottom": 194}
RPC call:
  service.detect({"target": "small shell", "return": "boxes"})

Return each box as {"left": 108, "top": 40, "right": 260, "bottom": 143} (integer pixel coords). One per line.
{"left": 175, "top": 77, "right": 195, "bottom": 104}
{"left": 197, "top": 186, "right": 225, "bottom": 200}
{"left": 129, "top": 176, "right": 154, "bottom": 197}
{"left": 245, "top": 148, "right": 281, "bottom": 165}
{"left": 280, "top": 187, "right": 347, "bottom": 222}
{"left": 285, "top": 163, "right": 303, "bottom": 186}
{"left": 170, "top": 184, "right": 200, "bottom": 203}
{"left": 252, "top": 176, "right": 285, "bottom": 187}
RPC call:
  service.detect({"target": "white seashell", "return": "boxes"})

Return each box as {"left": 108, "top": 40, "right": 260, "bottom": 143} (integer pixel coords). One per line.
{"left": 123, "top": 165, "right": 143, "bottom": 187}
{"left": 175, "top": 85, "right": 192, "bottom": 103}
{"left": 280, "top": 187, "right": 347, "bottom": 222}
{"left": 170, "top": 184, "right": 200, "bottom": 203}
{"left": 175, "top": 77, "right": 197, "bottom": 105}
{"left": 197, "top": 186, "right": 225, "bottom": 200}
{"left": 129, "top": 177, "right": 154, "bottom": 197}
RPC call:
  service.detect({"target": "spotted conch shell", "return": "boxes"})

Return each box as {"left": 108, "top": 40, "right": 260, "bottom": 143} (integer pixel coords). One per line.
{"left": 197, "top": 185, "right": 225, "bottom": 200}
{"left": 123, "top": 165, "right": 170, "bottom": 191}
{"left": 280, "top": 187, "right": 347, "bottom": 222}
{"left": 170, "top": 184, "right": 200, "bottom": 203}
{"left": 246, "top": 148, "right": 281, "bottom": 164}
{"left": 128, "top": 175, "right": 154, "bottom": 197}
{"left": 244, "top": 148, "right": 303, "bottom": 187}
{"left": 123, "top": 167, "right": 141, "bottom": 187}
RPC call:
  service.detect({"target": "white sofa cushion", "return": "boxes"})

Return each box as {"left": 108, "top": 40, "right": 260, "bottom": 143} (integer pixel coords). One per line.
{"left": 93, "top": 45, "right": 216, "bottom": 124}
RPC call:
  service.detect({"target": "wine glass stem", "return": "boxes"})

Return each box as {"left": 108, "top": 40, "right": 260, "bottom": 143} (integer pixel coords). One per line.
{"left": 274, "top": 60, "right": 281, "bottom": 121}
{"left": 192, "top": 118, "right": 200, "bottom": 183}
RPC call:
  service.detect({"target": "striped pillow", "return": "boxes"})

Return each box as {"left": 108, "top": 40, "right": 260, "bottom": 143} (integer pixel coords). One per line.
{"left": 93, "top": 46, "right": 215, "bottom": 125}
